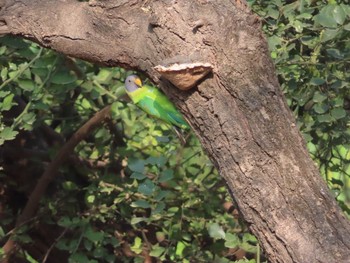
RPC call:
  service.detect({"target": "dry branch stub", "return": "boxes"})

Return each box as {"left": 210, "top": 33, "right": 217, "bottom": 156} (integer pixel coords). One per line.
{"left": 154, "top": 62, "right": 213, "bottom": 90}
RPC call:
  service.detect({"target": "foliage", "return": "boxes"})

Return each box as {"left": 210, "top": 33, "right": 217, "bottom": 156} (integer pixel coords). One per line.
{"left": 0, "top": 38, "right": 259, "bottom": 262}
{"left": 1, "top": 0, "right": 350, "bottom": 262}
{"left": 249, "top": 0, "right": 350, "bottom": 214}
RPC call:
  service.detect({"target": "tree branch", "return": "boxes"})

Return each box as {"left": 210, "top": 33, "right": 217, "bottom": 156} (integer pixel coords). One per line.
{"left": 1, "top": 105, "right": 112, "bottom": 260}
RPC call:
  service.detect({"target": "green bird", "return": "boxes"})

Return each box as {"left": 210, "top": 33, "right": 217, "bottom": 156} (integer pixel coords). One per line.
{"left": 124, "top": 75, "right": 189, "bottom": 130}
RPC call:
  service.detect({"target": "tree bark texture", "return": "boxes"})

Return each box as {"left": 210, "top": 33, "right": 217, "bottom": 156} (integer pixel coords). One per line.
{"left": 1, "top": 0, "right": 350, "bottom": 262}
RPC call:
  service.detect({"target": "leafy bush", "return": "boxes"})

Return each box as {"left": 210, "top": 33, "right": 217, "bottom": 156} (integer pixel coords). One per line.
{"left": 0, "top": 38, "right": 259, "bottom": 262}
{"left": 250, "top": 0, "right": 350, "bottom": 214}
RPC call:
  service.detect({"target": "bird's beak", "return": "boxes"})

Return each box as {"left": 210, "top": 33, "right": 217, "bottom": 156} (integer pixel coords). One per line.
{"left": 134, "top": 78, "right": 142, "bottom": 87}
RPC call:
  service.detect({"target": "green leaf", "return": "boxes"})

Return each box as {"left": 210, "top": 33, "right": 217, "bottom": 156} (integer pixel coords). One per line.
{"left": 150, "top": 244, "right": 166, "bottom": 257}
{"left": 0, "top": 46, "right": 6, "bottom": 55}
{"left": 138, "top": 179, "right": 156, "bottom": 196}
{"left": 146, "top": 156, "right": 167, "bottom": 167}
{"left": 24, "top": 251, "right": 39, "bottom": 263}
{"left": 0, "top": 226, "right": 5, "bottom": 238}
{"left": 313, "top": 104, "right": 328, "bottom": 114}
{"left": 94, "top": 68, "right": 114, "bottom": 84}
{"left": 131, "top": 200, "right": 151, "bottom": 208}
{"left": 1, "top": 67, "right": 8, "bottom": 81}
{"left": 317, "top": 113, "right": 333, "bottom": 123}
{"left": 156, "top": 136, "right": 170, "bottom": 143}
{"left": 62, "top": 181, "right": 78, "bottom": 191}
{"left": 8, "top": 62, "right": 17, "bottom": 71}
{"left": 300, "top": 35, "right": 317, "bottom": 48}
{"left": 242, "top": 233, "right": 257, "bottom": 243}
{"left": 313, "top": 92, "right": 327, "bottom": 103}
{"left": 344, "top": 23, "right": 350, "bottom": 31}
{"left": 32, "top": 101, "right": 50, "bottom": 110}
{"left": 2, "top": 94, "right": 15, "bottom": 111}
{"left": 130, "top": 217, "right": 146, "bottom": 225}
{"left": 208, "top": 223, "right": 225, "bottom": 240}
{"left": 267, "top": 35, "right": 282, "bottom": 51}
{"left": 310, "top": 78, "right": 325, "bottom": 86}
{"left": 315, "top": 5, "right": 339, "bottom": 28}
{"left": 296, "top": 13, "right": 313, "bottom": 20}
{"left": 130, "top": 172, "right": 147, "bottom": 180}
{"left": 332, "top": 5, "right": 346, "bottom": 25}
{"left": 175, "top": 241, "right": 187, "bottom": 257}
{"left": 234, "top": 259, "right": 256, "bottom": 263}
{"left": 224, "top": 233, "right": 240, "bottom": 248}
{"left": 330, "top": 108, "right": 346, "bottom": 119}
{"left": 86, "top": 195, "right": 95, "bottom": 204}
{"left": 315, "top": 12, "right": 337, "bottom": 28}
{"left": 51, "top": 71, "right": 77, "bottom": 84}
{"left": 321, "top": 29, "right": 339, "bottom": 42}
{"left": 128, "top": 158, "right": 145, "bottom": 173}
{"left": 152, "top": 202, "right": 165, "bottom": 215}
{"left": 69, "top": 252, "right": 90, "bottom": 263}
{"left": 23, "top": 112, "right": 36, "bottom": 123}
{"left": 110, "top": 102, "right": 120, "bottom": 118}
{"left": 84, "top": 239, "right": 93, "bottom": 252}
{"left": 293, "top": 20, "right": 304, "bottom": 33}
{"left": 57, "top": 217, "right": 72, "bottom": 227}
{"left": 84, "top": 228, "right": 104, "bottom": 243}
{"left": 241, "top": 233, "right": 258, "bottom": 253}
{"left": 0, "top": 127, "right": 18, "bottom": 143}
{"left": 81, "top": 98, "right": 92, "bottom": 109}
{"left": 155, "top": 190, "right": 170, "bottom": 201}
{"left": 130, "top": 237, "right": 143, "bottom": 254}
{"left": 167, "top": 206, "right": 179, "bottom": 215}
{"left": 0, "top": 91, "right": 10, "bottom": 98}
{"left": 326, "top": 48, "right": 344, "bottom": 59}
{"left": 18, "top": 79, "right": 35, "bottom": 91}
{"left": 156, "top": 232, "right": 166, "bottom": 242}
{"left": 159, "top": 169, "right": 174, "bottom": 183}
{"left": 267, "top": 7, "right": 279, "bottom": 19}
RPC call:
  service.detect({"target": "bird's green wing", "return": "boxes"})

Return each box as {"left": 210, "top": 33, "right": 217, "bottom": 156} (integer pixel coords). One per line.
{"left": 153, "top": 99, "right": 189, "bottom": 130}
{"left": 135, "top": 85, "right": 189, "bottom": 130}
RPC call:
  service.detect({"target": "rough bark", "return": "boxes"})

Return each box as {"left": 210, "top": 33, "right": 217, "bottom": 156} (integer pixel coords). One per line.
{"left": 1, "top": 0, "right": 350, "bottom": 262}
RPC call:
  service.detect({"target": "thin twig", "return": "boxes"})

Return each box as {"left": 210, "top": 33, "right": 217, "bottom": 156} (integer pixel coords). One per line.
{"left": 0, "top": 47, "right": 43, "bottom": 89}
{"left": 42, "top": 228, "right": 69, "bottom": 263}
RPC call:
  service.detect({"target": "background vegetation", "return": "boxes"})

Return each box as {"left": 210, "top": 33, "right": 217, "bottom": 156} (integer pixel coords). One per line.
{"left": 0, "top": 0, "right": 349, "bottom": 262}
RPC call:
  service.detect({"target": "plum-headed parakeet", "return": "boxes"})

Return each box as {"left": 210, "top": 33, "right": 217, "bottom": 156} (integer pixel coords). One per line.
{"left": 124, "top": 75, "right": 189, "bottom": 130}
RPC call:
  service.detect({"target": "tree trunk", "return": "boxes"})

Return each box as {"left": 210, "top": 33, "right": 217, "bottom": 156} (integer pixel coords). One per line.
{"left": 1, "top": 0, "right": 350, "bottom": 262}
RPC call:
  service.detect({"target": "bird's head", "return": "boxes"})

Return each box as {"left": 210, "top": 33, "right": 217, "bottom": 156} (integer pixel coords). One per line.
{"left": 125, "top": 75, "right": 142, "bottom": 92}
